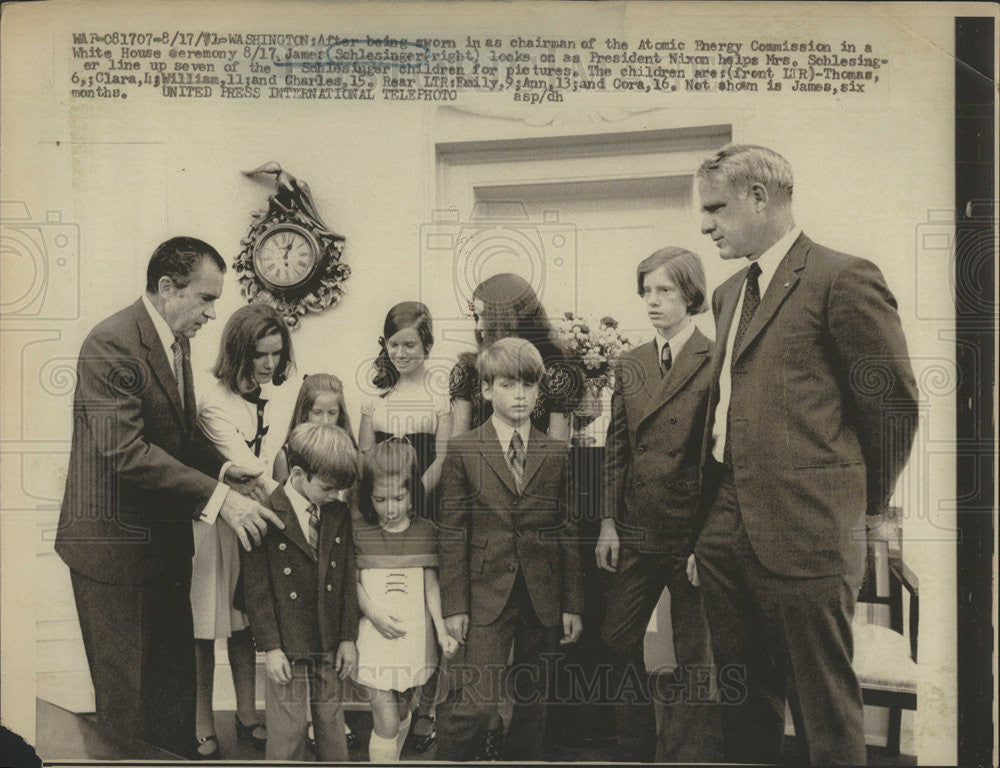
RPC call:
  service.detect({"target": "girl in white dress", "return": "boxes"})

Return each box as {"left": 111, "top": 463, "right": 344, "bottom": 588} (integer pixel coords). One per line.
{"left": 353, "top": 439, "right": 458, "bottom": 762}
{"left": 358, "top": 301, "right": 453, "bottom": 752}
{"left": 192, "top": 304, "right": 293, "bottom": 758}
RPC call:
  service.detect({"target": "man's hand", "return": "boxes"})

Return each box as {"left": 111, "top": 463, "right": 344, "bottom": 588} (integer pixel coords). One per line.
{"left": 335, "top": 641, "right": 357, "bottom": 680}
{"left": 444, "top": 613, "right": 469, "bottom": 645}
{"left": 224, "top": 465, "right": 268, "bottom": 504}
{"left": 265, "top": 648, "right": 291, "bottom": 685}
{"left": 686, "top": 554, "right": 700, "bottom": 587}
{"left": 219, "top": 490, "right": 284, "bottom": 550}
{"left": 595, "top": 518, "right": 620, "bottom": 572}
{"left": 369, "top": 609, "right": 407, "bottom": 640}
{"left": 560, "top": 613, "right": 583, "bottom": 645}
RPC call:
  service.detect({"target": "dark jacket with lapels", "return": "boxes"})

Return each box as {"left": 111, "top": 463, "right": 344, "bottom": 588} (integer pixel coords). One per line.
{"left": 241, "top": 485, "right": 359, "bottom": 659}
{"left": 438, "top": 421, "right": 585, "bottom": 627}
{"left": 602, "top": 326, "right": 715, "bottom": 552}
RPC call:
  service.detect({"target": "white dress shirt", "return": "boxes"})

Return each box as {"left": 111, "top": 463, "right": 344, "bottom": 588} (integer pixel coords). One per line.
{"left": 711, "top": 227, "right": 802, "bottom": 463}
{"left": 491, "top": 415, "right": 530, "bottom": 457}
{"left": 283, "top": 479, "right": 316, "bottom": 543}
{"left": 140, "top": 293, "right": 230, "bottom": 523}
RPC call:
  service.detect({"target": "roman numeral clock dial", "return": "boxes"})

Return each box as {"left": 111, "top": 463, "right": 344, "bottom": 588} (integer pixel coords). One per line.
{"left": 254, "top": 225, "right": 318, "bottom": 289}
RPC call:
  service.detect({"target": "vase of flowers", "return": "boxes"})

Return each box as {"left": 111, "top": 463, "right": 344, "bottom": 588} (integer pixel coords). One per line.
{"left": 555, "top": 312, "right": 633, "bottom": 435}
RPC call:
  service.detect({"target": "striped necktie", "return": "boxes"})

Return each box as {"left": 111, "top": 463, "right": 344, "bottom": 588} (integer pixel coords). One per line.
{"left": 307, "top": 503, "right": 320, "bottom": 555}
{"left": 506, "top": 431, "right": 526, "bottom": 493}
{"left": 171, "top": 336, "right": 197, "bottom": 429}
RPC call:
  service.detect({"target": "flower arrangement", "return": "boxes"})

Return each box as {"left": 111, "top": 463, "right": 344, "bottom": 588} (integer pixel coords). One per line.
{"left": 555, "top": 311, "right": 634, "bottom": 400}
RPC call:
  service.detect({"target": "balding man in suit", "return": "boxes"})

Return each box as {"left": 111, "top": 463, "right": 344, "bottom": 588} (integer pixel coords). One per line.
{"left": 56, "top": 237, "right": 284, "bottom": 758}
{"left": 693, "top": 145, "right": 918, "bottom": 764}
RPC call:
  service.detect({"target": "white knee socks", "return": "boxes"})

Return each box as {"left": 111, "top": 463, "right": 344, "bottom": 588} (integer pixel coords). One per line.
{"left": 369, "top": 730, "right": 397, "bottom": 763}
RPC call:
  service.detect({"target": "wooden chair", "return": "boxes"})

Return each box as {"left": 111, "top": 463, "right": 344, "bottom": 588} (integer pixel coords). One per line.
{"left": 852, "top": 506, "right": 919, "bottom": 756}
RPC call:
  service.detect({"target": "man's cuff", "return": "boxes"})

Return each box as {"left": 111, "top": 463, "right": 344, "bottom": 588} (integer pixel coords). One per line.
{"left": 199, "top": 483, "right": 229, "bottom": 524}
{"left": 218, "top": 460, "right": 233, "bottom": 483}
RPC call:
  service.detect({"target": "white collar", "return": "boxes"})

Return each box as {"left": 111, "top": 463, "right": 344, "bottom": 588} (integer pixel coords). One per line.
{"left": 283, "top": 479, "right": 317, "bottom": 540}
{"left": 747, "top": 226, "right": 802, "bottom": 295}
{"left": 284, "top": 479, "right": 313, "bottom": 515}
{"left": 654, "top": 317, "right": 696, "bottom": 360}
{"left": 491, "top": 415, "right": 530, "bottom": 454}
{"left": 141, "top": 292, "right": 177, "bottom": 357}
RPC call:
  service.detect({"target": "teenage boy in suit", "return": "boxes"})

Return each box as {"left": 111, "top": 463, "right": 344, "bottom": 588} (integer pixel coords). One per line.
{"left": 596, "top": 247, "right": 721, "bottom": 762}
{"left": 436, "top": 337, "right": 584, "bottom": 761}
{"left": 241, "top": 423, "right": 360, "bottom": 761}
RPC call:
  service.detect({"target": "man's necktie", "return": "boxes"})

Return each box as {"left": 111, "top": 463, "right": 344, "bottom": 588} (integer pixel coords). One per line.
{"left": 506, "top": 432, "right": 526, "bottom": 493}
{"left": 732, "top": 261, "right": 762, "bottom": 356}
{"left": 724, "top": 261, "right": 763, "bottom": 467}
{"left": 660, "top": 342, "right": 672, "bottom": 377}
{"left": 307, "top": 503, "right": 320, "bottom": 556}
{"left": 171, "top": 336, "right": 197, "bottom": 429}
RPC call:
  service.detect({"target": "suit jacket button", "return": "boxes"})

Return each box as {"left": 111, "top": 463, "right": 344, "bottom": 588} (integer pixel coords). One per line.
{"left": 637, "top": 446, "right": 646, "bottom": 454}
{"left": 289, "top": 591, "right": 298, "bottom": 600}
{"left": 669, "top": 417, "right": 677, "bottom": 424}
{"left": 508, "top": 563, "right": 517, "bottom": 572}
{"left": 335, "top": 536, "right": 341, "bottom": 544}
{"left": 283, "top": 567, "right": 292, "bottom": 575}
{"left": 668, "top": 449, "right": 677, "bottom": 457}
{"left": 278, "top": 543, "right": 287, "bottom": 551}
{"left": 326, "top": 584, "right": 333, "bottom": 592}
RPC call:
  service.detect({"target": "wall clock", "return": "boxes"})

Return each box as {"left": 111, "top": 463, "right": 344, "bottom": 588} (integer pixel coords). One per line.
{"left": 235, "top": 162, "right": 349, "bottom": 328}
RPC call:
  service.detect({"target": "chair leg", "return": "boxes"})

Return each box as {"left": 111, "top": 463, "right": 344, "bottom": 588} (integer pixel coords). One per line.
{"left": 885, "top": 707, "right": 902, "bottom": 756}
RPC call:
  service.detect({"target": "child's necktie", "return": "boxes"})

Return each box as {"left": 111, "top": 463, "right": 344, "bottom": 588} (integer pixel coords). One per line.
{"left": 307, "top": 503, "right": 320, "bottom": 556}
{"left": 660, "top": 342, "right": 673, "bottom": 376}
{"left": 506, "top": 432, "right": 526, "bottom": 493}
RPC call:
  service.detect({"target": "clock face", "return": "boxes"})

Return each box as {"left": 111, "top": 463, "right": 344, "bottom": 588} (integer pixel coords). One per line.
{"left": 253, "top": 225, "right": 319, "bottom": 290}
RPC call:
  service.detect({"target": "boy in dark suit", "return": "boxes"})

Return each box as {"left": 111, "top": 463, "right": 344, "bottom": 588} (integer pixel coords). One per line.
{"left": 241, "top": 423, "right": 360, "bottom": 761}
{"left": 436, "top": 337, "right": 584, "bottom": 761}
{"left": 596, "top": 247, "right": 721, "bottom": 762}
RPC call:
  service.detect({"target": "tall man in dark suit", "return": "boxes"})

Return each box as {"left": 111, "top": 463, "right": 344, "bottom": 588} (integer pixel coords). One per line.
{"left": 693, "top": 145, "right": 919, "bottom": 764}
{"left": 596, "top": 247, "right": 720, "bottom": 762}
{"left": 55, "top": 237, "right": 283, "bottom": 758}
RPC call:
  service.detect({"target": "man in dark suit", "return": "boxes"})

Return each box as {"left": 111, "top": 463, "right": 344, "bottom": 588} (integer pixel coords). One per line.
{"left": 55, "top": 237, "right": 283, "bottom": 758}
{"left": 436, "top": 337, "right": 584, "bottom": 762}
{"left": 693, "top": 145, "right": 919, "bottom": 764}
{"left": 596, "top": 246, "right": 720, "bottom": 762}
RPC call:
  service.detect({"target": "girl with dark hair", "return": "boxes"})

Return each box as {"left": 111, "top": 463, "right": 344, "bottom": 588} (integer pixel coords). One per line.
{"left": 191, "top": 303, "right": 293, "bottom": 758}
{"left": 353, "top": 439, "right": 458, "bottom": 763}
{"left": 450, "top": 273, "right": 583, "bottom": 442}
{"left": 359, "top": 301, "right": 452, "bottom": 500}
{"left": 358, "top": 301, "right": 453, "bottom": 752}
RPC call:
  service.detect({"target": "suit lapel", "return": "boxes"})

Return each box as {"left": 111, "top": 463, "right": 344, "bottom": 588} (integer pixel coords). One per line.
{"left": 733, "top": 233, "right": 808, "bottom": 362}
{"left": 715, "top": 274, "right": 743, "bottom": 362}
{"left": 316, "top": 503, "right": 342, "bottom": 583}
{"left": 639, "top": 329, "right": 710, "bottom": 426}
{"left": 477, "top": 422, "right": 520, "bottom": 499}
{"left": 623, "top": 341, "right": 662, "bottom": 427}
{"left": 134, "top": 299, "right": 185, "bottom": 427}
{"left": 520, "top": 426, "right": 551, "bottom": 492}
{"left": 270, "top": 486, "right": 316, "bottom": 561}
